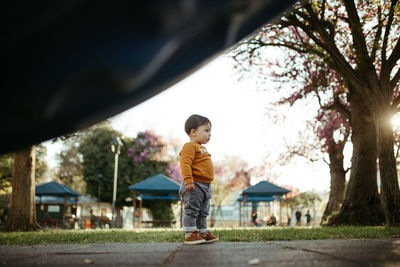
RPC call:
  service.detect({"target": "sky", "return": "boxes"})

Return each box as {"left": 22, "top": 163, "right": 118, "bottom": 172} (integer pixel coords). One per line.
{"left": 45, "top": 55, "right": 331, "bottom": 192}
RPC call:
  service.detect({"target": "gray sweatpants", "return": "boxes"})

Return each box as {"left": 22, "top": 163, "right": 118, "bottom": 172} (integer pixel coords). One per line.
{"left": 179, "top": 181, "right": 212, "bottom": 233}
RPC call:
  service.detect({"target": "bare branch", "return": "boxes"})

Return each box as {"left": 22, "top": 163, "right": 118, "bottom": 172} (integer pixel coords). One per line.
{"left": 371, "top": 6, "right": 383, "bottom": 62}
{"left": 391, "top": 68, "right": 400, "bottom": 91}
{"left": 382, "top": 0, "right": 398, "bottom": 63}
{"left": 314, "top": 87, "right": 324, "bottom": 108}
{"left": 395, "top": 141, "right": 400, "bottom": 159}
{"left": 342, "top": 0, "right": 373, "bottom": 68}
{"left": 295, "top": 4, "right": 362, "bottom": 91}
{"left": 386, "top": 38, "right": 400, "bottom": 72}
{"left": 321, "top": 96, "right": 351, "bottom": 123}
{"left": 321, "top": 0, "right": 327, "bottom": 21}
{"left": 333, "top": 96, "right": 352, "bottom": 122}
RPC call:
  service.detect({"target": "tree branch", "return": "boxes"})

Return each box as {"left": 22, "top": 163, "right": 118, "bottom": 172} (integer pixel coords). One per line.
{"left": 333, "top": 95, "right": 352, "bottom": 122}
{"left": 321, "top": 0, "right": 327, "bottom": 21}
{"left": 381, "top": 0, "right": 399, "bottom": 83}
{"left": 294, "top": 4, "right": 361, "bottom": 92}
{"left": 382, "top": 0, "right": 398, "bottom": 63}
{"left": 371, "top": 6, "right": 383, "bottom": 62}
{"left": 321, "top": 96, "right": 351, "bottom": 123}
{"left": 395, "top": 139, "right": 400, "bottom": 159}
{"left": 342, "top": 0, "right": 373, "bottom": 69}
{"left": 386, "top": 37, "right": 400, "bottom": 72}
{"left": 391, "top": 68, "right": 400, "bottom": 92}
{"left": 322, "top": 156, "right": 329, "bottom": 165}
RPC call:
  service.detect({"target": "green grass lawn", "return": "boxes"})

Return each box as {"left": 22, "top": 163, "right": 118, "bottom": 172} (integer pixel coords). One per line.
{"left": 1, "top": 226, "right": 399, "bottom": 246}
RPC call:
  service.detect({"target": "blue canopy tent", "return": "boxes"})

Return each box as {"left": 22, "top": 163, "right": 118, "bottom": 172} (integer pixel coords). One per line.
{"left": 36, "top": 181, "right": 81, "bottom": 198}
{"left": 35, "top": 181, "right": 81, "bottom": 225}
{"left": 239, "top": 181, "right": 291, "bottom": 227}
{"left": 128, "top": 173, "right": 181, "bottom": 227}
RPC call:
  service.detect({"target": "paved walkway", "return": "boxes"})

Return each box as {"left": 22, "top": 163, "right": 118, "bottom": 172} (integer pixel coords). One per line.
{"left": 1, "top": 238, "right": 399, "bottom": 266}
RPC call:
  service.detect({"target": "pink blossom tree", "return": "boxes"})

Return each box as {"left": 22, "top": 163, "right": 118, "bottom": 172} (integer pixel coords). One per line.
{"left": 127, "top": 131, "right": 164, "bottom": 163}
{"left": 233, "top": 0, "right": 400, "bottom": 225}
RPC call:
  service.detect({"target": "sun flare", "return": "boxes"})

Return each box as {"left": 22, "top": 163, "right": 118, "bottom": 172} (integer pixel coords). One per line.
{"left": 391, "top": 115, "right": 400, "bottom": 128}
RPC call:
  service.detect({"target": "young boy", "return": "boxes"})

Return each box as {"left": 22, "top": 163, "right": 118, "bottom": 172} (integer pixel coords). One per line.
{"left": 179, "top": 114, "right": 219, "bottom": 245}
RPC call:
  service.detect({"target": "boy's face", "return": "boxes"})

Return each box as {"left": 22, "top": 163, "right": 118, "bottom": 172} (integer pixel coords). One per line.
{"left": 191, "top": 123, "right": 212, "bottom": 144}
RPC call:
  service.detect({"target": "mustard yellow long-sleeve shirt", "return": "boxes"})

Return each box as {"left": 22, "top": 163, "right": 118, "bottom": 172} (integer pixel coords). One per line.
{"left": 179, "top": 142, "right": 214, "bottom": 185}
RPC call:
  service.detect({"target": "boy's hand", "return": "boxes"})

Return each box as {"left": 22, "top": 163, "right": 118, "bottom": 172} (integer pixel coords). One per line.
{"left": 185, "top": 182, "right": 195, "bottom": 192}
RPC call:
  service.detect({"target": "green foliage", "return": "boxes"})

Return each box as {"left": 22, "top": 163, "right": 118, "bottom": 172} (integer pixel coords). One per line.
{"left": 287, "top": 191, "right": 322, "bottom": 210}
{"left": 144, "top": 200, "right": 175, "bottom": 227}
{"left": 1, "top": 226, "right": 400, "bottom": 245}
{"left": 78, "top": 125, "right": 172, "bottom": 222}
{"left": 79, "top": 126, "right": 134, "bottom": 206}
{"left": 0, "top": 145, "right": 48, "bottom": 192}
{"left": 296, "top": 192, "right": 322, "bottom": 208}
{"left": 57, "top": 137, "right": 86, "bottom": 193}
{"left": 0, "top": 154, "right": 13, "bottom": 193}
{"left": 35, "top": 144, "right": 49, "bottom": 184}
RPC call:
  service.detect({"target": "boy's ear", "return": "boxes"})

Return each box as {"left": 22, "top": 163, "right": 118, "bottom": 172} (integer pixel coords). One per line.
{"left": 189, "top": 128, "right": 197, "bottom": 136}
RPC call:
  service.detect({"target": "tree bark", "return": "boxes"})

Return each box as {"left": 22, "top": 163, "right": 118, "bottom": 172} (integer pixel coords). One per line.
{"left": 375, "top": 107, "right": 400, "bottom": 226}
{"left": 6, "top": 146, "right": 40, "bottom": 231}
{"left": 321, "top": 144, "right": 346, "bottom": 224}
{"left": 329, "top": 91, "right": 385, "bottom": 225}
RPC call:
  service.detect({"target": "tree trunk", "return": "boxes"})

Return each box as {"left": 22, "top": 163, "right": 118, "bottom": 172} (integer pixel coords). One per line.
{"left": 375, "top": 108, "right": 400, "bottom": 226}
{"left": 210, "top": 206, "right": 216, "bottom": 227}
{"left": 321, "top": 145, "right": 346, "bottom": 224}
{"left": 329, "top": 91, "right": 385, "bottom": 225}
{"left": 6, "top": 146, "right": 40, "bottom": 231}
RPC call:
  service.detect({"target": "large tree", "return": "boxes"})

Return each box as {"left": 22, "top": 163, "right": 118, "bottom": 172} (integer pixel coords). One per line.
{"left": 269, "top": 55, "right": 351, "bottom": 223}
{"left": 3, "top": 145, "right": 48, "bottom": 231}
{"left": 1, "top": 145, "right": 48, "bottom": 192}
{"left": 6, "top": 146, "right": 40, "bottom": 231}
{"left": 281, "top": 110, "right": 350, "bottom": 223}
{"left": 235, "top": 0, "right": 400, "bottom": 225}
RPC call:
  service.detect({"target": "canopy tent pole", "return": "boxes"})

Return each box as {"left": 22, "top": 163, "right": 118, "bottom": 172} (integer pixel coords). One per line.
{"left": 245, "top": 201, "right": 247, "bottom": 227}
{"left": 139, "top": 197, "right": 143, "bottom": 226}
{"left": 244, "top": 201, "right": 246, "bottom": 227}
{"left": 75, "top": 196, "right": 79, "bottom": 223}
{"left": 127, "top": 174, "right": 181, "bottom": 228}
{"left": 63, "top": 194, "right": 66, "bottom": 222}
{"left": 132, "top": 190, "right": 136, "bottom": 228}
{"left": 239, "top": 181, "right": 291, "bottom": 227}
{"left": 279, "top": 198, "right": 282, "bottom": 225}
{"left": 239, "top": 200, "right": 241, "bottom": 227}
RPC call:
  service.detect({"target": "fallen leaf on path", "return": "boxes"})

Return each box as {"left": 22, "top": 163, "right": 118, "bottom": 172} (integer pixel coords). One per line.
{"left": 84, "top": 258, "right": 95, "bottom": 264}
{"left": 248, "top": 258, "right": 260, "bottom": 265}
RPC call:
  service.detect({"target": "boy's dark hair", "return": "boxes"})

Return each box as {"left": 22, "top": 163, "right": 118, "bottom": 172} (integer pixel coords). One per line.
{"left": 184, "top": 114, "right": 211, "bottom": 135}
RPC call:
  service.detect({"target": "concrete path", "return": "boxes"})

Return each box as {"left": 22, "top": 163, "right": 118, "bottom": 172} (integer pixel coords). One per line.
{"left": 0, "top": 238, "right": 399, "bottom": 266}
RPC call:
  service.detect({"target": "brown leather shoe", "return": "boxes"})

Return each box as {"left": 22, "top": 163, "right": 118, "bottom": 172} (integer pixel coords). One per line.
{"left": 184, "top": 230, "right": 206, "bottom": 245}
{"left": 200, "top": 231, "right": 219, "bottom": 243}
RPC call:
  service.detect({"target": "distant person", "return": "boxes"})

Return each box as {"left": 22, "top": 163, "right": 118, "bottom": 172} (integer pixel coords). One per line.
{"left": 266, "top": 214, "right": 277, "bottom": 226}
{"left": 252, "top": 212, "right": 261, "bottom": 227}
{"left": 306, "top": 210, "right": 311, "bottom": 226}
{"left": 179, "top": 114, "right": 218, "bottom": 245}
{"left": 287, "top": 214, "right": 292, "bottom": 226}
{"left": 295, "top": 209, "right": 302, "bottom": 226}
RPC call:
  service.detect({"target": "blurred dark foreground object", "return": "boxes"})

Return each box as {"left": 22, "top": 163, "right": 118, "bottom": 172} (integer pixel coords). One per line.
{"left": 1, "top": 0, "right": 295, "bottom": 153}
